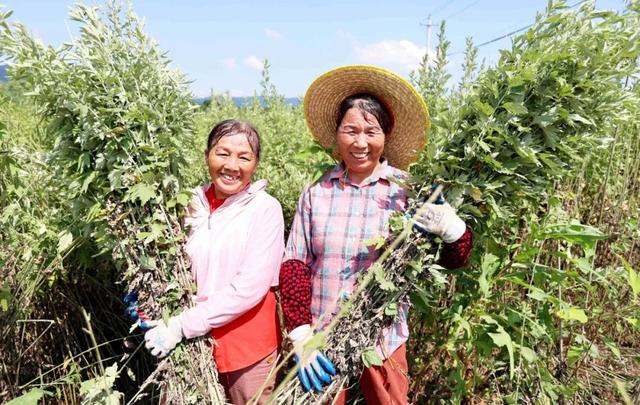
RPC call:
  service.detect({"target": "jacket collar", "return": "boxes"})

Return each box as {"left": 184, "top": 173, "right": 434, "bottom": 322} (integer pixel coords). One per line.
{"left": 328, "top": 159, "right": 393, "bottom": 186}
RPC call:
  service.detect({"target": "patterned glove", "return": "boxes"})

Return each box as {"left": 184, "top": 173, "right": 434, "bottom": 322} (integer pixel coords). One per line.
{"left": 123, "top": 290, "right": 151, "bottom": 330}
{"left": 288, "top": 324, "right": 336, "bottom": 392}
{"left": 144, "top": 315, "right": 183, "bottom": 358}
{"left": 413, "top": 202, "right": 466, "bottom": 243}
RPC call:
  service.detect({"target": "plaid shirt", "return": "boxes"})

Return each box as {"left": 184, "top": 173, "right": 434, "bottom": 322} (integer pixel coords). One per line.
{"left": 285, "top": 160, "right": 409, "bottom": 359}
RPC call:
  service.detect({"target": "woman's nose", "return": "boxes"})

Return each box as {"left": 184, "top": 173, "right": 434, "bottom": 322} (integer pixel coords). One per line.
{"left": 353, "top": 133, "right": 367, "bottom": 147}
{"left": 223, "top": 157, "right": 240, "bottom": 170}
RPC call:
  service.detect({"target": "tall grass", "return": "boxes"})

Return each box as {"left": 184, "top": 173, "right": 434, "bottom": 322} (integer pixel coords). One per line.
{"left": 1, "top": 0, "right": 639, "bottom": 404}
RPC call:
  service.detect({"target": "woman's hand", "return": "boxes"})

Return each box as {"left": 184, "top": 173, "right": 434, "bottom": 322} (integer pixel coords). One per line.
{"left": 123, "top": 290, "right": 151, "bottom": 330}
{"left": 144, "top": 315, "right": 184, "bottom": 358}
{"left": 288, "top": 324, "right": 336, "bottom": 392}
{"left": 413, "top": 202, "right": 466, "bottom": 243}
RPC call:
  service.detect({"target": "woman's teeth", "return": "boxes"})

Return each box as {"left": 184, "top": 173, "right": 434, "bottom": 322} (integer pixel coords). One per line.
{"left": 221, "top": 174, "right": 238, "bottom": 182}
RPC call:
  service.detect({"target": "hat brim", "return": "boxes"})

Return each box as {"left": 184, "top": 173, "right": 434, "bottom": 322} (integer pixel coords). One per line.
{"left": 303, "top": 65, "right": 430, "bottom": 170}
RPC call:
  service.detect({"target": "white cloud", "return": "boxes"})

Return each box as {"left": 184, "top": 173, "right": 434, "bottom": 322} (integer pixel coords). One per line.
{"left": 353, "top": 39, "right": 436, "bottom": 72}
{"left": 264, "top": 28, "right": 284, "bottom": 40}
{"left": 244, "top": 55, "right": 264, "bottom": 71}
{"left": 221, "top": 57, "right": 237, "bottom": 69}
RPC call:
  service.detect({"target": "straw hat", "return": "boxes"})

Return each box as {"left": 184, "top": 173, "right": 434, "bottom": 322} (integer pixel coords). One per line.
{"left": 303, "top": 65, "right": 430, "bottom": 170}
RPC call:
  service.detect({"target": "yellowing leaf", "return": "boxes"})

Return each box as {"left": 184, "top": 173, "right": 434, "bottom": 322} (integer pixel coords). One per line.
{"left": 556, "top": 307, "right": 588, "bottom": 323}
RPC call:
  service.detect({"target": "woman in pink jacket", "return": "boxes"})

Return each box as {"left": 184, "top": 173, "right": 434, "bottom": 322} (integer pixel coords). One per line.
{"left": 143, "top": 119, "right": 285, "bottom": 404}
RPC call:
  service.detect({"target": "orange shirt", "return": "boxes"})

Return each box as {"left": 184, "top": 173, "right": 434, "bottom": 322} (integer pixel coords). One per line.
{"left": 205, "top": 184, "right": 281, "bottom": 372}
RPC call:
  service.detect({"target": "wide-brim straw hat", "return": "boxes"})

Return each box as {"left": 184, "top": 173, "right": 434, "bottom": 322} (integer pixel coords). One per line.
{"left": 303, "top": 65, "right": 430, "bottom": 170}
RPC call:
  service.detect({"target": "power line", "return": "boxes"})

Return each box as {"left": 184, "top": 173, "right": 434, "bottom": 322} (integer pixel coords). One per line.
{"left": 446, "top": 0, "right": 588, "bottom": 56}
{"left": 428, "top": 0, "right": 458, "bottom": 18}
{"left": 442, "top": 0, "right": 481, "bottom": 21}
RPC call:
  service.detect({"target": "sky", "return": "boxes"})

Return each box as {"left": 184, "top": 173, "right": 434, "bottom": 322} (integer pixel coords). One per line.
{"left": 1, "top": 0, "right": 628, "bottom": 98}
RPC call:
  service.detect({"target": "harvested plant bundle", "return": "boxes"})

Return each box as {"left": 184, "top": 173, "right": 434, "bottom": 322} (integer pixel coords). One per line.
{"left": 1, "top": 2, "right": 225, "bottom": 403}
{"left": 270, "top": 187, "right": 442, "bottom": 403}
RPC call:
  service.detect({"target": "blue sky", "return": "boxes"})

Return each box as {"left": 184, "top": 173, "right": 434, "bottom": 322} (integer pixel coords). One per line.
{"left": 2, "top": 1, "right": 628, "bottom": 97}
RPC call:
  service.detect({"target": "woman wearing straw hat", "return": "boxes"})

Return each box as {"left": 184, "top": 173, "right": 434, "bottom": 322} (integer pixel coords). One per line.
{"left": 279, "top": 66, "right": 473, "bottom": 403}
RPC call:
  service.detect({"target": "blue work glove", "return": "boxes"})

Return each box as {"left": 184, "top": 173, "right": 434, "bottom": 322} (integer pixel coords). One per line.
{"left": 288, "top": 324, "right": 336, "bottom": 392}
{"left": 123, "top": 290, "right": 151, "bottom": 330}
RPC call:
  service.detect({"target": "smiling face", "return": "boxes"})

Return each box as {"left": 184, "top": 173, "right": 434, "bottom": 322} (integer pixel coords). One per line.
{"left": 206, "top": 133, "right": 258, "bottom": 199}
{"left": 336, "top": 107, "right": 386, "bottom": 185}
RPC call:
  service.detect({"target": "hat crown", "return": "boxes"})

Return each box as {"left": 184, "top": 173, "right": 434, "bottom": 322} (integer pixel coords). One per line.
{"left": 304, "top": 65, "right": 430, "bottom": 170}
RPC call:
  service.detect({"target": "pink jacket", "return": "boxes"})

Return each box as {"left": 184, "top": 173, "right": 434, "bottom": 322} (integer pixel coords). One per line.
{"left": 180, "top": 180, "right": 284, "bottom": 339}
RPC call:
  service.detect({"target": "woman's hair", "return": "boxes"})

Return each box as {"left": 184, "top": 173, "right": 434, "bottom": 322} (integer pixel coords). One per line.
{"left": 206, "top": 119, "right": 261, "bottom": 160}
{"left": 335, "top": 93, "right": 393, "bottom": 135}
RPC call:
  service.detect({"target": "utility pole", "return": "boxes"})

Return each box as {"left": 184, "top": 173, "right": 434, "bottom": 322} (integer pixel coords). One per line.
{"left": 420, "top": 14, "right": 434, "bottom": 60}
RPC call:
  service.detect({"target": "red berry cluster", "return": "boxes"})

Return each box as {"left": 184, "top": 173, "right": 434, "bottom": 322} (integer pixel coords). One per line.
{"left": 279, "top": 259, "right": 312, "bottom": 332}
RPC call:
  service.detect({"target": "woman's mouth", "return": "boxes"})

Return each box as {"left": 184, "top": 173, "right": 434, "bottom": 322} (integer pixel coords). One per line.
{"left": 351, "top": 151, "right": 369, "bottom": 160}
{"left": 219, "top": 173, "right": 239, "bottom": 184}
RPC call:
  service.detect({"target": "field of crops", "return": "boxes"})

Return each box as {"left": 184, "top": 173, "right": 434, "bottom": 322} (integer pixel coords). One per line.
{"left": 1, "top": 1, "right": 639, "bottom": 404}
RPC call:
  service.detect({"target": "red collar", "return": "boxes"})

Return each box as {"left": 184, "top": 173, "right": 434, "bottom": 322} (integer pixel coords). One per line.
{"left": 205, "top": 184, "right": 226, "bottom": 213}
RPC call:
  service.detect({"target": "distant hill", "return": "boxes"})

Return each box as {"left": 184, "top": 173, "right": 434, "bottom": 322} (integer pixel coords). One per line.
{"left": 194, "top": 95, "right": 301, "bottom": 107}
{"left": 0, "top": 68, "right": 300, "bottom": 106}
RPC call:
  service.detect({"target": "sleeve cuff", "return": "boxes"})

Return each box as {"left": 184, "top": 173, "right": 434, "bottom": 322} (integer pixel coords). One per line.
{"left": 288, "top": 324, "right": 312, "bottom": 344}
{"left": 443, "top": 215, "right": 466, "bottom": 243}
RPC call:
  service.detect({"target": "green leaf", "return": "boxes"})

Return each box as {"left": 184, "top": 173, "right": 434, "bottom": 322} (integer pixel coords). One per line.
{"left": 5, "top": 389, "right": 48, "bottom": 405}
{"left": 527, "top": 288, "right": 549, "bottom": 302}
{"left": 384, "top": 302, "right": 398, "bottom": 316}
{"left": 624, "top": 317, "right": 639, "bottom": 330}
{"left": 81, "top": 171, "right": 97, "bottom": 193}
{"left": 503, "top": 101, "right": 528, "bottom": 115}
{"left": 473, "top": 100, "right": 495, "bottom": 117}
{"left": 488, "top": 329, "right": 515, "bottom": 379}
{"left": 602, "top": 336, "right": 621, "bottom": 359}
{"left": 128, "top": 183, "right": 156, "bottom": 205}
{"left": 541, "top": 221, "right": 606, "bottom": 249}
{"left": 361, "top": 348, "right": 383, "bottom": 368}
{"left": 478, "top": 253, "right": 499, "bottom": 297}
{"left": 556, "top": 307, "right": 588, "bottom": 323}
{"left": 617, "top": 255, "right": 640, "bottom": 297}
{"left": 568, "top": 113, "right": 593, "bottom": 126}
{"left": 519, "top": 346, "right": 537, "bottom": 363}
{"left": 139, "top": 255, "right": 157, "bottom": 270}
{"left": 362, "top": 235, "right": 386, "bottom": 250}
{"left": 57, "top": 230, "right": 73, "bottom": 254}
{"left": 176, "top": 191, "right": 191, "bottom": 207}
{"left": 372, "top": 263, "right": 397, "bottom": 292}
{"left": 0, "top": 287, "right": 11, "bottom": 312}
